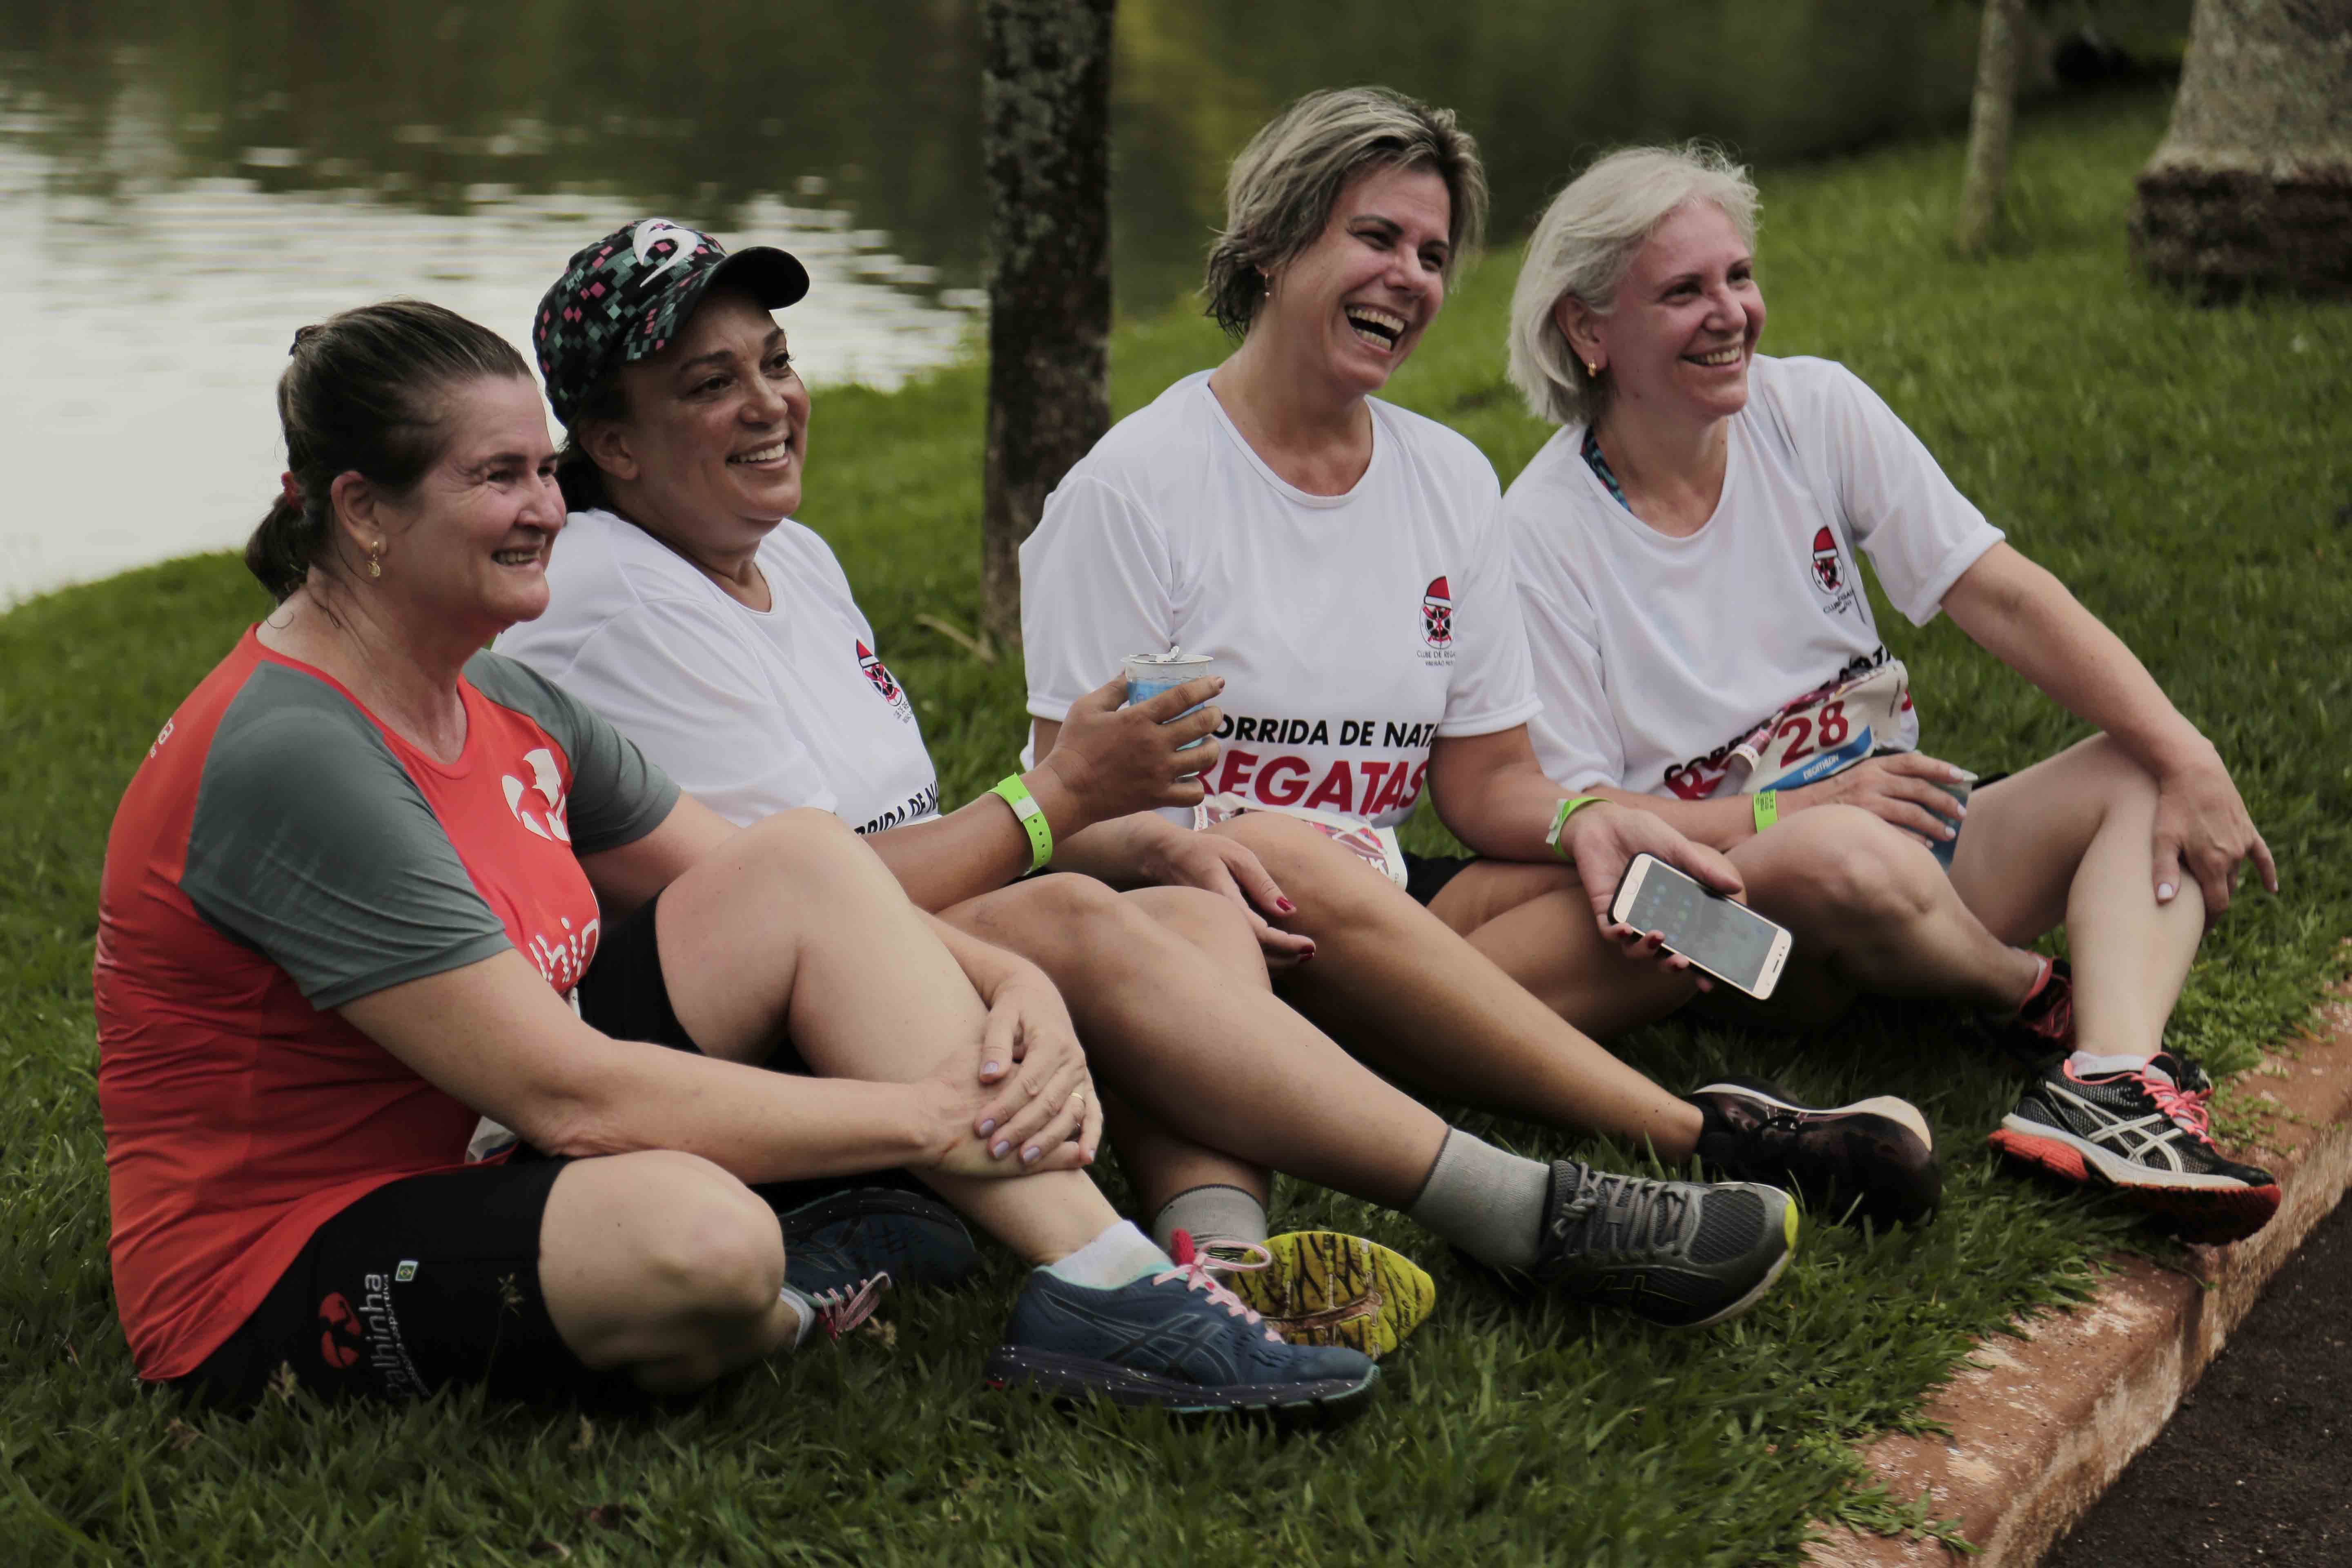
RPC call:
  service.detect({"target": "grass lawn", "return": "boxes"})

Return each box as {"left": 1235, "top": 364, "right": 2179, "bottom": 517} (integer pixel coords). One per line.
{"left": 4, "top": 88, "right": 2349, "bottom": 1565}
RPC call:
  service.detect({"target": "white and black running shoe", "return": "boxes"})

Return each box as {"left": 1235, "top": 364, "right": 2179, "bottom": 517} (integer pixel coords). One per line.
{"left": 1989, "top": 1050, "right": 2279, "bottom": 1243}
{"left": 1512, "top": 1160, "right": 1797, "bottom": 1329}
{"left": 1688, "top": 1076, "right": 1942, "bottom": 1227}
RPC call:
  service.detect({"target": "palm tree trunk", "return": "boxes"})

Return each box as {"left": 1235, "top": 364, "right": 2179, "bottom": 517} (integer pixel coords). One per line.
{"left": 1956, "top": 0, "right": 2028, "bottom": 254}
{"left": 2132, "top": 0, "right": 2352, "bottom": 294}
{"left": 979, "top": 0, "right": 1116, "bottom": 647}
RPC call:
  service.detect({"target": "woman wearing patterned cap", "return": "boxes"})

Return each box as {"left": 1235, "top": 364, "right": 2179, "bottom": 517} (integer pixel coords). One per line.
{"left": 97, "top": 297, "right": 1379, "bottom": 1418}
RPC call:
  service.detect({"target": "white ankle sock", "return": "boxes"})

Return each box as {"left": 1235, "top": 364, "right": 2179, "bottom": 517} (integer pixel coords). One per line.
{"left": 1407, "top": 1130, "right": 1551, "bottom": 1269}
{"left": 1148, "top": 1185, "right": 1269, "bottom": 1254}
{"left": 1042, "top": 1220, "right": 1169, "bottom": 1290}
{"left": 2069, "top": 1051, "right": 2157, "bottom": 1077}
{"left": 778, "top": 1284, "right": 817, "bottom": 1349}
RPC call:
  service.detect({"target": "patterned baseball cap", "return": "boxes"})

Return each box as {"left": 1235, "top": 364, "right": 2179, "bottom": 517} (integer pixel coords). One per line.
{"left": 534, "top": 217, "right": 811, "bottom": 425}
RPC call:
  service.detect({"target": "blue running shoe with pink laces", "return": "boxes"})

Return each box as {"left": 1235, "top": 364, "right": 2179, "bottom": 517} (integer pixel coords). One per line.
{"left": 984, "top": 1232, "right": 1379, "bottom": 1419}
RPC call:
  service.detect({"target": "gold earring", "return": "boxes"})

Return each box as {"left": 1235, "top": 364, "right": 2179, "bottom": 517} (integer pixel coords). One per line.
{"left": 367, "top": 542, "right": 383, "bottom": 580}
{"left": 1586, "top": 361, "right": 1601, "bottom": 377}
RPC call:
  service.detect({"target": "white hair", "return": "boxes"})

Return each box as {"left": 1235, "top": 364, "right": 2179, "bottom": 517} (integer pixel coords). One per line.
{"left": 1506, "top": 144, "right": 1759, "bottom": 428}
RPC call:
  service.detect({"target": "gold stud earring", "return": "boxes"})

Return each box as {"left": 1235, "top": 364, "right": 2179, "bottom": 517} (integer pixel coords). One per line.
{"left": 367, "top": 542, "right": 383, "bottom": 580}
{"left": 1586, "top": 361, "right": 1601, "bottom": 377}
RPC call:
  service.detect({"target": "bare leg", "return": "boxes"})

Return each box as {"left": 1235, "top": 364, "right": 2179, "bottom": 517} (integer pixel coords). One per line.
{"left": 648, "top": 809, "right": 1119, "bottom": 1263}
{"left": 1723, "top": 805, "right": 2044, "bottom": 1025}
{"left": 944, "top": 875, "right": 1446, "bottom": 1210}
{"left": 1424, "top": 859, "right": 1697, "bottom": 1037}
{"left": 1206, "top": 813, "right": 1706, "bottom": 1159}
{"left": 538, "top": 1149, "right": 801, "bottom": 1395}
{"left": 1950, "top": 735, "right": 2205, "bottom": 1058}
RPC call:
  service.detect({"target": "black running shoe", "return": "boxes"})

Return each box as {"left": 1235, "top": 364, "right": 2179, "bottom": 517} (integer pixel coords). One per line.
{"left": 1989, "top": 1050, "right": 2279, "bottom": 1243}
{"left": 1520, "top": 1160, "right": 1796, "bottom": 1329}
{"left": 1688, "top": 1076, "right": 1942, "bottom": 1227}
{"left": 983, "top": 1239, "right": 1379, "bottom": 1419}
{"left": 779, "top": 1187, "right": 979, "bottom": 1300}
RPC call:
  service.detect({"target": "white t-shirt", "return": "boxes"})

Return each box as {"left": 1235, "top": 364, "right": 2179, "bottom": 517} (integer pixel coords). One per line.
{"left": 494, "top": 509, "right": 940, "bottom": 833}
{"left": 1020, "top": 371, "right": 1541, "bottom": 829}
{"left": 1506, "top": 354, "right": 2003, "bottom": 800}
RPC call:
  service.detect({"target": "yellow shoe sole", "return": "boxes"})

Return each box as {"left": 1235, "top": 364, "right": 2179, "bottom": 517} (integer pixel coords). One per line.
{"left": 1216, "top": 1231, "right": 1436, "bottom": 1360}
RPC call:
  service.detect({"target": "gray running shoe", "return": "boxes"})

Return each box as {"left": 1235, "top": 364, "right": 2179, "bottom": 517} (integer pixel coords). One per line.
{"left": 1527, "top": 1160, "right": 1797, "bottom": 1329}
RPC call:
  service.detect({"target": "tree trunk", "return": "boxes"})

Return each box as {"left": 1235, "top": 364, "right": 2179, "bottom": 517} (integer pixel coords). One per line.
{"left": 2132, "top": 0, "right": 2352, "bottom": 294}
{"left": 1955, "top": 0, "right": 2027, "bottom": 254}
{"left": 979, "top": 0, "right": 1115, "bottom": 648}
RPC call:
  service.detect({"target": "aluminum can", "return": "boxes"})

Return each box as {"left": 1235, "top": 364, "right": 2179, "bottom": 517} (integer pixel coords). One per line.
{"left": 1123, "top": 650, "right": 1218, "bottom": 751}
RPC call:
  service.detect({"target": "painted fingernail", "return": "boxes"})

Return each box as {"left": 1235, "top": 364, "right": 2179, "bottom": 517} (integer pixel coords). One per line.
{"left": 979, "top": 1119, "right": 998, "bottom": 1136}
{"left": 1276, "top": 898, "right": 1296, "bottom": 913}
{"left": 1299, "top": 944, "right": 1316, "bottom": 960}
{"left": 1081, "top": 1149, "right": 1096, "bottom": 1163}
{"left": 2158, "top": 883, "right": 2177, "bottom": 901}
{"left": 991, "top": 1140, "right": 1011, "bottom": 1158}
{"left": 1022, "top": 1145, "right": 1042, "bottom": 1164}
{"left": 1953, "top": 803, "right": 1968, "bottom": 818}
{"left": 1943, "top": 824, "right": 1956, "bottom": 838}
{"left": 983, "top": 1061, "right": 1001, "bottom": 1076}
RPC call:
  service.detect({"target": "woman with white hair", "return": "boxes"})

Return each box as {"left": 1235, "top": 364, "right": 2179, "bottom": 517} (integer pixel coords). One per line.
{"left": 1021, "top": 86, "right": 1944, "bottom": 1270}
{"left": 1499, "top": 145, "right": 2279, "bottom": 1241}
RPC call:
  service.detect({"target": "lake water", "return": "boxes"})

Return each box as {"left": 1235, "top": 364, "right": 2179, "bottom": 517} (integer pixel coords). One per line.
{"left": 0, "top": 0, "right": 2182, "bottom": 605}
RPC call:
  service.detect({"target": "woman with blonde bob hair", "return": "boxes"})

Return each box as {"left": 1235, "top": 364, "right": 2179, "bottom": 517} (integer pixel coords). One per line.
{"left": 1499, "top": 144, "right": 2280, "bottom": 1243}
{"left": 1021, "top": 87, "right": 1950, "bottom": 1320}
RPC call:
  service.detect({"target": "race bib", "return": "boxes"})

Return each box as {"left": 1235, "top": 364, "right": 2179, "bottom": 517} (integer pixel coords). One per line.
{"left": 1192, "top": 794, "right": 1410, "bottom": 888}
{"left": 1731, "top": 660, "right": 1912, "bottom": 794}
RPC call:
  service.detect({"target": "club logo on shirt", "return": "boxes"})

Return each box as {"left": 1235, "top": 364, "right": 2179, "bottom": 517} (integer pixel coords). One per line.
{"left": 1810, "top": 527, "right": 1844, "bottom": 595}
{"left": 856, "top": 640, "right": 915, "bottom": 724}
{"left": 317, "top": 1292, "right": 363, "bottom": 1370}
{"left": 1419, "top": 575, "right": 1457, "bottom": 666}
{"left": 501, "top": 748, "right": 572, "bottom": 842}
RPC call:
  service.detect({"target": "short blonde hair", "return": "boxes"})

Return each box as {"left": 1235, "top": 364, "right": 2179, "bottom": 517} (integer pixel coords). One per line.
{"left": 1506, "top": 144, "right": 1759, "bottom": 428}
{"left": 1204, "top": 86, "right": 1488, "bottom": 340}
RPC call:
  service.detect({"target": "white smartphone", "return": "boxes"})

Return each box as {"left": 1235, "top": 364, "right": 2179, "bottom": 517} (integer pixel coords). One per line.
{"left": 1608, "top": 853, "right": 1793, "bottom": 1001}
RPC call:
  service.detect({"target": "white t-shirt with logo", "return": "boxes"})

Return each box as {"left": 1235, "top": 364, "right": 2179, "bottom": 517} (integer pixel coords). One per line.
{"left": 494, "top": 508, "right": 940, "bottom": 833}
{"left": 1020, "top": 371, "right": 1541, "bottom": 829}
{"left": 1504, "top": 354, "right": 2003, "bottom": 800}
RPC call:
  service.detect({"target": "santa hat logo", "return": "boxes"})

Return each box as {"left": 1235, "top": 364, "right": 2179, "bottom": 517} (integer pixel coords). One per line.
{"left": 1421, "top": 575, "right": 1455, "bottom": 646}
{"left": 1810, "top": 528, "right": 1843, "bottom": 595}
{"left": 856, "top": 639, "right": 904, "bottom": 704}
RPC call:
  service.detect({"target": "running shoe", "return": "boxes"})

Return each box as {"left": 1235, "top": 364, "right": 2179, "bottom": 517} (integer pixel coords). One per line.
{"left": 1989, "top": 1050, "right": 2280, "bottom": 1243}
{"left": 778, "top": 1187, "right": 978, "bottom": 1300}
{"left": 795, "top": 1274, "right": 890, "bottom": 1341}
{"left": 1986, "top": 956, "right": 2074, "bottom": 1067}
{"left": 1196, "top": 1230, "right": 1437, "bottom": 1360}
{"left": 983, "top": 1242, "right": 1380, "bottom": 1418}
{"left": 1509, "top": 1160, "right": 1797, "bottom": 1329}
{"left": 1688, "top": 1076, "right": 1942, "bottom": 1227}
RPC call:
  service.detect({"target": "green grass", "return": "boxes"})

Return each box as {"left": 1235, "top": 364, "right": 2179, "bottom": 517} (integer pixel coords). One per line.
{"left": 4, "top": 89, "right": 2349, "bottom": 1565}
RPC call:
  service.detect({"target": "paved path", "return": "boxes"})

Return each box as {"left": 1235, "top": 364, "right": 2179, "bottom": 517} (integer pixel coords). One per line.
{"left": 2045, "top": 1193, "right": 2352, "bottom": 1566}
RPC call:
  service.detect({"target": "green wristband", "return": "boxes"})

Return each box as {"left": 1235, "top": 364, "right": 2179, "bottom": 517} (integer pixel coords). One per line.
{"left": 1544, "top": 795, "right": 1610, "bottom": 859}
{"left": 990, "top": 775, "right": 1054, "bottom": 871}
{"left": 1752, "top": 789, "right": 1780, "bottom": 835}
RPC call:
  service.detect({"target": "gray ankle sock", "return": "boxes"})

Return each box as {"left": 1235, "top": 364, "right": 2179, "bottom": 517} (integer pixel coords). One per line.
{"left": 1407, "top": 1130, "right": 1551, "bottom": 1268}
{"left": 1149, "top": 1184, "right": 1269, "bottom": 1254}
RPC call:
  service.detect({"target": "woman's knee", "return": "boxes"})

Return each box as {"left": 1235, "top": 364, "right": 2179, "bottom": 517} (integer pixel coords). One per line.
{"left": 1122, "top": 884, "right": 1266, "bottom": 974}
{"left": 588, "top": 1152, "right": 784, "bottom": 1324}
{"left": 1765, "top": 807, "right": 1940, "bottom": 927}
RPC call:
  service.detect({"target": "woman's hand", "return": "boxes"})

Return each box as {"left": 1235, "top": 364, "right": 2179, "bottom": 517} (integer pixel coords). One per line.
{"left": 1033, "top": 672, "right": 1225, "bottom": 825}
{"left": 1563, "top": 804, "right": 1746, "bottom": 985}
{"left": 2151, "top": 742, "right": 2276, "bottom": 922}
{"left": 935, "top": 960, "right": 1102, "bottom": 1174}
{"left": 1789, "top": 753, "right": 1969, "bottom": 847}
{"left": 1143, "top": 825, "right": 1319, "bottom": 967}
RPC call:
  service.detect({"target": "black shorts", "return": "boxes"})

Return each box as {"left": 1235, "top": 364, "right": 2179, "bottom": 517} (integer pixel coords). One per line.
{"left": 169, "top": 1158, "right": 597, "bottom": 1410}
{"left": 177, "top": 893, "right": 904, "bottom": 1408}
{"left": 1402, "top": 852, "right": 1477, "bottom": 907}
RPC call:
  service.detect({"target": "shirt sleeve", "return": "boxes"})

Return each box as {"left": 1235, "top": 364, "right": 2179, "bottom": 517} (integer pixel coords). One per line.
{"left": 1019, "top": 474, "right": 1176, "bottom": 729}
{"left": 463, "top": 652, "right": 682, "bottom": 851}
{"left": 1807, "top": 363, "right": 2005, "bottom": 627}
{"left": 182, "top": 699, "right": 512, "bottom": 1009}
{"left": 512, "top": 606, "right": 834, "bottom": 831}
{"left": 1518, "top": 568, "right": 1626, "bottom": 792}
{"left": 1436, "top": 479, "right": 1545, "bottom": 738}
